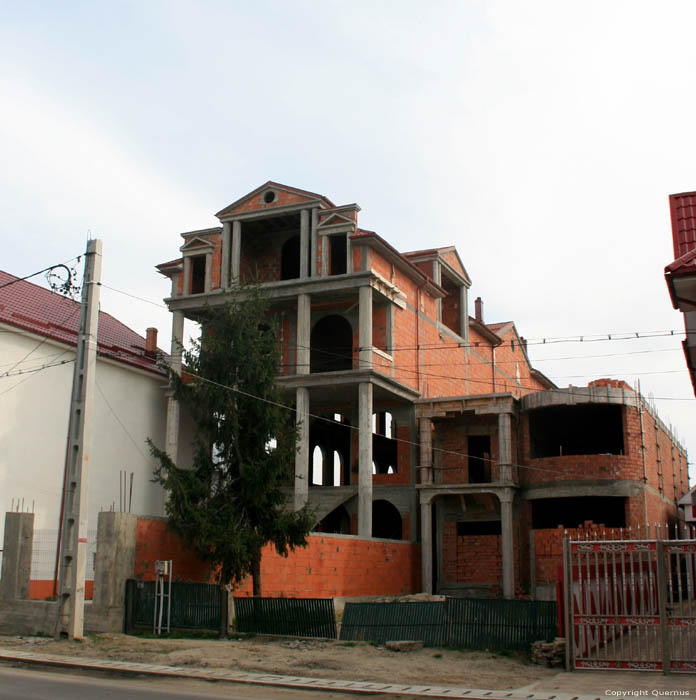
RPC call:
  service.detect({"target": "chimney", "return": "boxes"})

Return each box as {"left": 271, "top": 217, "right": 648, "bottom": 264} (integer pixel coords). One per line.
{"left": 145, "top": 327, "right": 158, "bottom": 357}
{"left": 474, "top": 297, "right": 483, "bottom": 323}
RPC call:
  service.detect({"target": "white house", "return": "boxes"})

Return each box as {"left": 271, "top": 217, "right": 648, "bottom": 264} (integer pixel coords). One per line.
{"left": 0, "top": 269, "right": 186, "bottom": 582}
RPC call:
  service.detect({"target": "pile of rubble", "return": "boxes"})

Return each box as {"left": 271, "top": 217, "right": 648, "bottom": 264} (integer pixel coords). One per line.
{"left": 530, "top": 638, "right": 565, "bottom": 667}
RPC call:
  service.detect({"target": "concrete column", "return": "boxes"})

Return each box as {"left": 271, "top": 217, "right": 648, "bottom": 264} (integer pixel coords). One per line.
{"left": 294, "top": 387, "right": 310, "bottom": 510}
{"left": 321, "top": 234, "right": 329, "bottom": 277}
{"left": 500, "top": 491, "right": 514, "bottom": 599}
{"left": 358, "top": 381, "right": 373, "bottom": 537}
{"left": 182, "top": 256, "right": 191, "bottom": 295}
{"left": 93, "top": 512, "right": 137, "bottom": 609}
{"left": 310, "top": 209, "right": 318, "bottom": 277}
{"left": 420, "top": 499, "right": 433, "bottom": 594}
{"left": 460, "top": 286, "right": 469, "bottom": 342}
{"left": 0, "top": 512, "right": 34, "bottom": 600}
{"left": 498, "top": 412, "right": 512, "bottom": 483}
{"left": 231, "top": 220, "right": 241, "bottom": 283}
{"left": 419, "top": 418, "right": 433, "bottom": 484}
{"left": 296, "top": 293, "right": 311, "bottom": 375}
{"left": 300, "top": 209, "right": 309, "bottom": 279}
{"left": 220, "top": 222, "right": 231, "bottom": 288}
{"left": 386, "top": 303, "right": 394, "bottom": 352}
{"left": 359, "top": 285, "right": 373, "bottom": 369}
{"left": 204, "top": 251, "right": 213, "bottom": 292}
{"left": 165, "top": 311, "right": 185, "bottom": 465}
{"left": 346, "top": 233, "right": 353, "bottom": 274}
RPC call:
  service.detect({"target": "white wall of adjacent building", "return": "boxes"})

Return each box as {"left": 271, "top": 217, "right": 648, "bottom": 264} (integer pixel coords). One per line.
{"left": 0, "top": 324, "right": 172, "bottom": 561}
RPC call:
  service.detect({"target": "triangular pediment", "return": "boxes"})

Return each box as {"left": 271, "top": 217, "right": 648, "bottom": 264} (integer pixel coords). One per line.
{"left": 317, "top": 212, "right": 355, "bottom": 229}
{"left": 216, "top": 181, "right": 334, "bottom": 219}
{"left": 180, "top": 236, "right": 215, "bottom": 252}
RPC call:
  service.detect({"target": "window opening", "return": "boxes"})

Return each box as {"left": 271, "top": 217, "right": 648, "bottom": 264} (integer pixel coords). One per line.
{"left": 310, "top": 315, "right": 352, "bottom": 373}
{"left": 372, "top": 499, "right": 402, "bottom": 540}
{"left": 468, "top": 435, "right": 491, "bottom": 483}
{"left": 529, "top": 404, "right": 624, "bottom": 458}
{"left": 329, "top": 234, "right": 347, "bottom": 275}
{"left": 315, "top": 505, "right": 350, "bottom": 534}
{"left": 190, "top": 255, "right": 206, "bottom": 294}
{"left": 532, "top": 497, "right": 627, "bottom": 529}
{"left": 312, "top": 445, "right": 324, "bottom": 485}
{"left": 281, "top": 235, "right": 301, "bottom": 280}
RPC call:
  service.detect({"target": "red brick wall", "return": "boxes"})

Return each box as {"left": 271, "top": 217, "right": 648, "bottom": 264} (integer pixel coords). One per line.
{"left": 441, "top": 522, "right": 501, "bottom": 596}
{"left": 133, "top": 518, "right": 420, "bottom": 597}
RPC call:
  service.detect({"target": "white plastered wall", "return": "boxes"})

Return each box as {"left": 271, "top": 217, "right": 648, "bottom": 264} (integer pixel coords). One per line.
{"left": 0, "top": 324, "right": 170, "bottom": 550}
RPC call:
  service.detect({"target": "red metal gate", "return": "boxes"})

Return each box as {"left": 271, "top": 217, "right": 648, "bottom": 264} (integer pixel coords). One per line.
{"left": 564, "top": 531, "right": 696, "bottom": 673}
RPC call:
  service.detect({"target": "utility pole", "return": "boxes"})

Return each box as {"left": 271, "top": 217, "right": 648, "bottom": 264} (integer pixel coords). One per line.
{"left": 55, "top": 239, "right": 102, "bottom": 639}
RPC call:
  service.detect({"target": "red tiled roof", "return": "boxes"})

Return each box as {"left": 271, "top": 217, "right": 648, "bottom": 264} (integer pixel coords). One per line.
{"left": 0, "top": 270, "right": 165, "bottom": 376}
{"left": 669, "top": 191, "right": 696, "bottom": 258}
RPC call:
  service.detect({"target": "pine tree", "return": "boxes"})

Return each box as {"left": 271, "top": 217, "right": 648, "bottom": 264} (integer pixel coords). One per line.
{"left": 149, "top": 289, "right": 313, "bottom": 596}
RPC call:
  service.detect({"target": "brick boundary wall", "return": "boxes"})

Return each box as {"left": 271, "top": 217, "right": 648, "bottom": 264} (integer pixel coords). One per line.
{"left": 133, "top": 517, "right": 421, "bottom": 598}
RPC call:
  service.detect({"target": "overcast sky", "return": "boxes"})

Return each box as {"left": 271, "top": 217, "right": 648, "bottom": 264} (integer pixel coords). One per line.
{"left": 2, "top": 1, "right": 695, "bottom": 484}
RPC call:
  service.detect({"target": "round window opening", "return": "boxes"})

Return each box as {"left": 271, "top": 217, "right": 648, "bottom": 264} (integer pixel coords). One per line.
{"left": 263, "top": 190, "right": 276, "bottom": 204}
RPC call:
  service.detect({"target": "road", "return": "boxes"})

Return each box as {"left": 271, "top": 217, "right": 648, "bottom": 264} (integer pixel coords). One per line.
{"left": 0, "top": 665, "right": 404, "bottom": 700}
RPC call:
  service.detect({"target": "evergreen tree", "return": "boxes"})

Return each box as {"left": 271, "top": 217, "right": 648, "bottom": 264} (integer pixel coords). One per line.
{"left": 149, "top": 290, "right": 313, "bottom": 596}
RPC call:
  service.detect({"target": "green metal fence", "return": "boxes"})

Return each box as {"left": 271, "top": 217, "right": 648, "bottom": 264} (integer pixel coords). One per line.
{"left": 340, "top": 598, "right": 557, "bottom": 650}
{"left": 234, "top": 597, "right": 337, "bottom": 638}
{"left": 339, "top": 601, "right": 446, "bottom": 646}
{"left": 124, "top": 579, "right": 225, "bottom": 633}
{"left": 447, "top": 597, "right": 557, "bottom": 650}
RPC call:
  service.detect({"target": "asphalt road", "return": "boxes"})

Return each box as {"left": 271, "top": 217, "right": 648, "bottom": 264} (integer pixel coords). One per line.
{"left": 0, "top": 665, "right": 404, "bottom": 700}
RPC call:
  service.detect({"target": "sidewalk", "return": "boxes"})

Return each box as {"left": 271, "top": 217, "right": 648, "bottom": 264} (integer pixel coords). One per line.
{"left": 0, "top": 647, "right": 692, "bottom": 699}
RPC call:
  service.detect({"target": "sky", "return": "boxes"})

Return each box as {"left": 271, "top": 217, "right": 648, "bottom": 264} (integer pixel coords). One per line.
{"left": 2, "top": 0, "right": 695, "bottom": 484}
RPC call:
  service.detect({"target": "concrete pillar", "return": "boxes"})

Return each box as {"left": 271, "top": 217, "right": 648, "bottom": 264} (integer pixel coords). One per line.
{"left": 359, "top": 285, "right": 373, "bottom": 370}
{"left": 220, "top": 221, "right": 231, "bottom": 288}
{"left": 294, "top": 387, "right": 310, "bottom": 510}
{"left": 310, "top": 209, "right": 318, "bottom": 277}
{"left": 433, "top": 261, "right": 442, "bottom": 323}
{"left": 204, "top": 250, "right": 213, "bottom": 292}
{"left": 358, "top": 381, "right": 373, "bottom": 537}
{"left": 346, "top": 233, "right": 353, "bottom": 274}
{"left": 231, "top": 220, "right": 241, "bottom": 282}
{"left": 93, "top": 512, "right": 137, "bottom": 609}
{"left": 419, "top": 418, "right": 433, "bottom": 484}
{"left": 500, "top": 491, "right": 515, "bottom": 599}
{"left": 165, "top": 311, "right": 185, "bottom": 466}
{"left": 182, "top": 256, "right": 191, "bottom": 295}
{"left": 420, "top": 499, "right": 433, "bottom": 594}
{"left": 300, "top": 209, "right": 309, "bottom": 279}
{"left": 0, "top": 512, "right": 34, "bottom": 600}
{"left": 498, "top": 412, "right": 512, "bottom": 483}
{"left": 460, "top": 286, "right": 469, "bottom": 343}
{"left": 296, "top": 294, "right": 311, "bottom": 375}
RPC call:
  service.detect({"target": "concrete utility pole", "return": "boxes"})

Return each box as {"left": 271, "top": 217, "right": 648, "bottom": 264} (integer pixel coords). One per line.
{"left": 55, "top": 239, "right": 102, "bottom": 639}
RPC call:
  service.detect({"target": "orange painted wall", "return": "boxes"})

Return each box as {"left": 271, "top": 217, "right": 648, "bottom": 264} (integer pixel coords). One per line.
{"left": 29, "top": 579, "right": 93, "bottom": 601}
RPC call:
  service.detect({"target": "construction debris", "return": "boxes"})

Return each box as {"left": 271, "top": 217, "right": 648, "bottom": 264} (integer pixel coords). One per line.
{"left": 530, "top": 638, "right": 565, "bottom": 667}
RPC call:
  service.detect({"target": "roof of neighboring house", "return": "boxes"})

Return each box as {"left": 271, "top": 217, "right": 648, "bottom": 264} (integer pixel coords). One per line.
{"left": 0, "top": 270, "right": 165, "bottom": 376}
{"left": 670, "top": 191, "right": 696, "bottom": 259}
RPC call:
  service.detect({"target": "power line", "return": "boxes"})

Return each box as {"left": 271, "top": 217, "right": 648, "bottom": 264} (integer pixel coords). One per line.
{"left": 0, "top": 358, "right": 75, "bottom": 379}
{"left": 98, "top": 282, "right": 168, "bottom": 309}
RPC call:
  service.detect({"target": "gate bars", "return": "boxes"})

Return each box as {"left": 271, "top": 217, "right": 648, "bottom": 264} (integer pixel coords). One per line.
{"left": 564, "top": 524, "right": 696, "bottom": 674}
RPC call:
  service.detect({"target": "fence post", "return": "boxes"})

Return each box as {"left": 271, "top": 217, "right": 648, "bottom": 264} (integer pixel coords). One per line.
{"left": 562, "top": 535, "right": 572, "bottom": 671}
{"left": 220, "top": 587, "right": 229, "bottom": 638}
{"left": 0, "top": 512, "right": 34, "bottom": 600}
{"left": 656, "top": 540, "right": 670, "bottom": 674}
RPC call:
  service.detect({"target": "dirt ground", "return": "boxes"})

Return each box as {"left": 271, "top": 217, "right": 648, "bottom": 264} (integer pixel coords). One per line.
{"left": 0, "top": 633, "right": 559, "bottom": 690}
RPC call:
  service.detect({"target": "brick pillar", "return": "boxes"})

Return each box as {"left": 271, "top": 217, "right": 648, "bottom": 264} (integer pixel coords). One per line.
{"left": 1, "top": 512, "right": 34, "bottom": 600}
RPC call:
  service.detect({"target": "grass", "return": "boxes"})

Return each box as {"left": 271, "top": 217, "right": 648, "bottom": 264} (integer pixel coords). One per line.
{"left": 130, "top": 629, "right": 220, "bottom": 640}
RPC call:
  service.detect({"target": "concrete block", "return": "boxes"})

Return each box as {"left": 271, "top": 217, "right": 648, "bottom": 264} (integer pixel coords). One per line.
{"left": 1, "top": 512, "right": 34, "bottom": 600}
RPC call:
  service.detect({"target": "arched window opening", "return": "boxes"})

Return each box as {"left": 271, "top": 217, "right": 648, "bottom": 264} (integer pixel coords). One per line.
{"left": 315, "top": 505, "right": 351, "bottom": 535}
{"left": 310, "top": 315, "right": 353, "bottom": 373}
{"left": 312, "top": 445, "right": 324, "bottom": 485}
{"left": 372, "top": 411, "right": 394, "bottom": 438}
{"left": 333, "top": 451, "right": 343, "bottom": 487}
{"left": 372, "top": 500, "right": 402, "bottom": 540}
{"left": 281, "top": 235, "right": 301, "bottom": 280}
